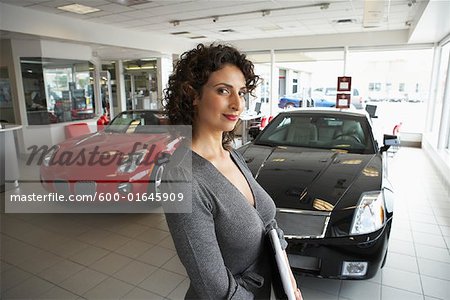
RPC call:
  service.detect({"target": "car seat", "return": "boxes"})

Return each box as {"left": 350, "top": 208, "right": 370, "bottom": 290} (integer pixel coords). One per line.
{"left": 335, "top": 120, "right": 364, "bottom": 144}
{"left": 285, "top": 117, "right": 318, "bottom": 145}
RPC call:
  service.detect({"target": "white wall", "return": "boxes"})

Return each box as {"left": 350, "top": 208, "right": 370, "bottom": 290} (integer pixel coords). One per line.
{"left": 0, "top": 39, "right": 20, "bottom": 124}
{"left": 5, "top": 38, "right": 97, "bottom": 154}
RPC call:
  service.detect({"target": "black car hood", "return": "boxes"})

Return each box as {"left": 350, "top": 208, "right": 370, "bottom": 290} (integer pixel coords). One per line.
{"left": 242, "top": 145, "right": 380, "bottom": 211}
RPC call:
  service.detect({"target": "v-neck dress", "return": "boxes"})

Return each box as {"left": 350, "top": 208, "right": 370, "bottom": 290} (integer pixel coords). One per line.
{"left": 163, "top": 145, "right": 287, "bottom": 300}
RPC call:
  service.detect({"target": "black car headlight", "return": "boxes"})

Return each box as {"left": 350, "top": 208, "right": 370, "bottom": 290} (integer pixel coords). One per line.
{"left": 350, "top": 191, "right": 385, "bottom": 235}
{"left": 117, "top": 149, "right": 148, "bottom": 174}
{"left": 42, "top": 146, "right": 60, "bottom": 167}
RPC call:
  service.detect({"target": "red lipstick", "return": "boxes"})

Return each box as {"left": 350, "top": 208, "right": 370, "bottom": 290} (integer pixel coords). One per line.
{"left": 223, "top": 114, "right": 239, "bottom": 121}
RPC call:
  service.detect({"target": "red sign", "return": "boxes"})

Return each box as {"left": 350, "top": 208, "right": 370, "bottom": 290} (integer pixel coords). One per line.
{"left": 336, "top": 93, "right": 351, "bottom": 108}
{"left": 337, "top": 76, "right": 352, "bottom": 92}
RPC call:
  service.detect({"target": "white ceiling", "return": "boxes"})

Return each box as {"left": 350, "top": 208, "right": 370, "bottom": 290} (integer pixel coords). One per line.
{"left": 0, "top": 0, "right": 428, "bottom": 41}
{"left": 0, "top": 0, "right": 450, "bottom": 60}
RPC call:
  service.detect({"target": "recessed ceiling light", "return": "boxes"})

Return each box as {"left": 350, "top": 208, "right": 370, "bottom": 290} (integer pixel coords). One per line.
{"left": 332, "top": 19, "right": 357, "bottom": 24}
{"left": 219, "top": 29, "right": 235, "bottom": 33}
{"left": 170, "top": 31, "right": 191, "bottom": 35}
{"left": 113, "top": 0, "right": 152, "bottom": 6}
{"left": 57, "top": 4, "right": 100, "bottom": 14}
{"left": 258, "top": 25, "right": 282, "bottom": 32}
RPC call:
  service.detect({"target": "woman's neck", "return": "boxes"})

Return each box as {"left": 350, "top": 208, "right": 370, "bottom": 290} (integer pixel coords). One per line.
{"left": 192, "top": 129, "right": 228, "bottom": 161}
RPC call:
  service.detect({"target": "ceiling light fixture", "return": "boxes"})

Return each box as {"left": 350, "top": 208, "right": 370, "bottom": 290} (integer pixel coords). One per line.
{"left": 332, "top": 18, "right": 357, "bottom": 24}
{"left": 363, "top": 0, "right": 385, "bottom": 28}
{"left": 168, "top": 2, "right": 330, "bottom": 26}
{"left": 407, "top": 0, "right": 417, "bottom": 7}
{"left": 170, "top": 31, "right": 190, "bottom": 35}
{"left": 114, "top": 0, "right": 151, "bottom": 6}
{"left": 125, "top": 66, "right": 155, "bottom": 70}
{"left": 57, "top": 3, "right": 100, "bottom": 14}
{"left": 190, "top": 36, "right": 207, "bottom": 39}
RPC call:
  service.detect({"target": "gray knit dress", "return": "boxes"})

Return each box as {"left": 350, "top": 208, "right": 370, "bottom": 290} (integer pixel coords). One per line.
{"left": 163, "top": 145, "right": 287, "bottom": 300}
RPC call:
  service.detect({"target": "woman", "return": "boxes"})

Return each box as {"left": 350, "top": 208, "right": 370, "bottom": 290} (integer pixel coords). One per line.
{"left": 162, "top": 43, "right": 302, "bottom": 300}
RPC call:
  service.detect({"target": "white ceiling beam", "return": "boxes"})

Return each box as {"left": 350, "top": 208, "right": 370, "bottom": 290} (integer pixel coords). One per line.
{"left": 408, "top": 0, "right": 450, "bottom": 43}
{"left": 229, "top": 30, "right": 410, "bottom": 52}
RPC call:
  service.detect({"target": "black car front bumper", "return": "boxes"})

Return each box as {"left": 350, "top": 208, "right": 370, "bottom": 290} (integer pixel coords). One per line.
{"left": 286, "top": 220, "right": 392, "bottom": 279}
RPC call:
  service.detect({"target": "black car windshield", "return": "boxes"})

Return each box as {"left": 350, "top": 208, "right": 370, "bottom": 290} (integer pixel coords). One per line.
{"left": 255, "top": 114, "right": 375, "bottom": 154}
{"left": 105, "top": 111, "right": 168, "bottom": 133}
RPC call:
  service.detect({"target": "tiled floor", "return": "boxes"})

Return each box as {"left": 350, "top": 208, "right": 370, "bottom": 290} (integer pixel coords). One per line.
{"left": 1, "top": 147, "right": 449, "bottom": 299}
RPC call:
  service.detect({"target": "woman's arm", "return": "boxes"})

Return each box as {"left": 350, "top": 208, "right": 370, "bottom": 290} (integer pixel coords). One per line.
{"left": 164, "top": 174, "right": 254, "bottom": 299}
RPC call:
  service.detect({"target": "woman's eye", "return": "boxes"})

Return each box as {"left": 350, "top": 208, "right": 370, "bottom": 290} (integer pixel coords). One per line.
{"left": 238, "top": 91, "right": 247, "bottom": 97}
{"left": 218, "top": 88, "right": 230, "bottom": 95}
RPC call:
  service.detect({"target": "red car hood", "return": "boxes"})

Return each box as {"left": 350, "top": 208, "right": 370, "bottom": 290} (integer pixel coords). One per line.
{"left": 41, "top": 132, "right": 171, "bottom": 181}
{"left": 61, "top": 131, "right": 170, "bottom": 153}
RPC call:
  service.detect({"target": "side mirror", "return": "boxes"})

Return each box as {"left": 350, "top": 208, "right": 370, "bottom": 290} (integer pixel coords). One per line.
{"left": 381, "top": 134, "right": 400, "bottom": 152}
{"left": 248, "top": 127, "right": 261, "bottom": 140}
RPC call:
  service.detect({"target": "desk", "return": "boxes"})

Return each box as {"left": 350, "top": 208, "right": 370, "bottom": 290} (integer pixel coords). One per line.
{"left": 0, "top": 124, "right": 22, "bottom": 192}
{"left": 239, "top": 113, "right": 262, "bottom": 145}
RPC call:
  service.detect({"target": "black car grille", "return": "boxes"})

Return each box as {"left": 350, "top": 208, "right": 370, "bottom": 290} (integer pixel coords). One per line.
{"left": 53, "top": 180, "right": 97, "bottom": 196}
{"left": 54, "top": 180, "right": 70, "bottom": 195}
{"left": 276, "top": 209, "right": 330, "bottom": 239}
{"left": 74, "top": 181, "right": 97, "bottom": 195}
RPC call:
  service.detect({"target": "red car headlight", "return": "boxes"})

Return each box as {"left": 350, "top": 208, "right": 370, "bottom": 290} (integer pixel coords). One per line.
{"left": 117, "top": 149, "right": 148, "bottom": 174}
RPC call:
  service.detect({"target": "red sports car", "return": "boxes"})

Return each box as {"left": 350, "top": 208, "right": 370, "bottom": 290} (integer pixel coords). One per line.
{"left": 39, "top": 110, "right": 183, "bottom": 200}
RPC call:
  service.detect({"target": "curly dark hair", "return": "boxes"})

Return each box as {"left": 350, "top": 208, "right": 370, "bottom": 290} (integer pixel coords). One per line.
{"left": 162, "top": 43, "right": 260, "bottom": 149}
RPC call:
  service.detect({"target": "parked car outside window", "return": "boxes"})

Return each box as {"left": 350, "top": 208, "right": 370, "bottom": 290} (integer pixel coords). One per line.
{"left": 313, "top": 87, "right": 365, "bottom": 109}
{"left": 278, "top": 92, "right": 314, "bottom": 109}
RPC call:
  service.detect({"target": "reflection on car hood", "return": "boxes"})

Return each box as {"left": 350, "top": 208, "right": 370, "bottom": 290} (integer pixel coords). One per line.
{"left": 242, "top": 144, "right": 381, "bottom": 211}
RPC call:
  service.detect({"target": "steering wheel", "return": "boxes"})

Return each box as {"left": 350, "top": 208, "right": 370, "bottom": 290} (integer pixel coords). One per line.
{"left": 334, "top": 133, "right": 362, "bottom": 144}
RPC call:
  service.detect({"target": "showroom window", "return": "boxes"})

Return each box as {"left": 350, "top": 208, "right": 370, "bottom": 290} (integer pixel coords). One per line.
{"left": 347, "top": 48, "right": 434, "bottom": 134}
{"left": 20, "top": 57, "right": 95, "bottom": 125}
{"left": 0, "top": 66, "right": 14, "bottom": 123}
{"left": 101, "top": 62, "right": 117, "bottom": 109}
{"left": 244, "top": 51, "right": 273, "bottom": 114}
{"left": 123, "top": 59, "right": 158, "bottom": 111}
{"left": 430, "top": 42, "right": 449, "bottom": 140}
{"left": 275, "top": 49, "right": 344, "bottom": 104}
{"left": 293, "top": 76, "right": 299, "bottom": 94}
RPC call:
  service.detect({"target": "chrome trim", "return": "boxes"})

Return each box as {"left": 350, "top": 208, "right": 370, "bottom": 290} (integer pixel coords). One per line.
{"left": 321, "top": 216, "right": 330, "bottom": 237}
{"left": 282, "top": 217, "right": 330, "bottom": 240}
{"left": 277, "top": 208, "right": 331, "bottom": 217}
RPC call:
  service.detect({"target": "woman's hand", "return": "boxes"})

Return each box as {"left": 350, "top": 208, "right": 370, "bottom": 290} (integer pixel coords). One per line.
{"left": 294, "top": 287, "right": 303, "bottom": 300}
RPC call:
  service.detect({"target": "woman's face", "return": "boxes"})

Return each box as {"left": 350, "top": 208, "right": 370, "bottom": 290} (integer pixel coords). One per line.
{"left": 193, "top": 64, "right": 247, "bottom": 133}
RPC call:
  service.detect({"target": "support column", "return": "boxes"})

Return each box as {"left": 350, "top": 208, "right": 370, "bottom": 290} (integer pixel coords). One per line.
{"left": 437, "top": 49, "right": 450, "bottom": 149}
{"left": 269, "top": 50, "right": 278, "bottom": 116}
{"left": 343, "top": 45, "right": 349, "bottom": 76}
{"left": 92, "top": 58, "right": 102, "bottom": 116}
{"left": 157, "top": 55, "right": 173, "bottom": 110}
{"left": 115, "top": 60, "right": 127, "bottom": 115}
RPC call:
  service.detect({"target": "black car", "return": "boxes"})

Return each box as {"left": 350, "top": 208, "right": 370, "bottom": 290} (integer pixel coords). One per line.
{"left": 239, "top": 108, "right": 397, "bottom": 279}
